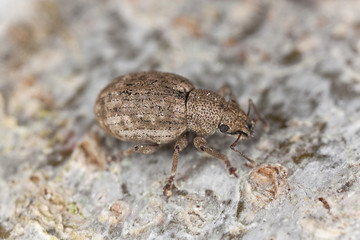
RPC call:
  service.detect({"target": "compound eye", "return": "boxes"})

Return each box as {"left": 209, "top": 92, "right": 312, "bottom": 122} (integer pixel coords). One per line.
{"left": 219, "top": 124, "right": 229, "bottom": 133}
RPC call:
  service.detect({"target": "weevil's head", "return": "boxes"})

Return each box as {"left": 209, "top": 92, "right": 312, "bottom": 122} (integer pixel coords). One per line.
{"left": 218, "top": 99, "right": 255, "bottom": 140}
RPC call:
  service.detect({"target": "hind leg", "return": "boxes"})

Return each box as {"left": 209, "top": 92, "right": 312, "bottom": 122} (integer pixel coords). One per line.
{"left": 121, "top": 144, "right": 160, "bottom": 157}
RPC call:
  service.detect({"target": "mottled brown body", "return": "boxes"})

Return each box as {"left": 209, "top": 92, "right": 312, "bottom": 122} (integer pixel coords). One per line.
{"left": 95, "top": 72, "right": 194, "bottom": 144}
{"left": 94, "top": 71, "right": 268, "bottom": 196}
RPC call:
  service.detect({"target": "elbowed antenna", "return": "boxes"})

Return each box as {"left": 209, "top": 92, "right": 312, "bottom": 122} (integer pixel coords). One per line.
{"left": 230, "top": 134, "right": 256, "bottom": 165}
{"left": 230, "top": 99, "right": 269, "bottom": 166}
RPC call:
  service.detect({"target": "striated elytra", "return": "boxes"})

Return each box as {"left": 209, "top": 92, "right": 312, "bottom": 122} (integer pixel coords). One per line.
{"left": 94, "top": 71, "right": 268, "bottom": 196}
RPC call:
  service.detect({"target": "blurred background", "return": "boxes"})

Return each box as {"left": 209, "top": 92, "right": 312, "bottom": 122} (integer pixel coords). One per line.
{"left": 1, "top": 0, "right": 360, "bottom": 239}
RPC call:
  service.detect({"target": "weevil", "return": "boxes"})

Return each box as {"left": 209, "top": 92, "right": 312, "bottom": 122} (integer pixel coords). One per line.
{"left": 94, "top": 71, "right": 268, "bottom": 196}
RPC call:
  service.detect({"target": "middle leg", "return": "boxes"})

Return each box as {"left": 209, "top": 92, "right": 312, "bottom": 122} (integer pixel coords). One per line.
{"left": 193, "top": 136, "right": 238, "bottom": 177}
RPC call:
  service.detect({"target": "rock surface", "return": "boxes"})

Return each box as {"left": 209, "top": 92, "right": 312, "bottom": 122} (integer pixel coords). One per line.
{"left": 1, "top": 0, "right": 360, "bottom": 239}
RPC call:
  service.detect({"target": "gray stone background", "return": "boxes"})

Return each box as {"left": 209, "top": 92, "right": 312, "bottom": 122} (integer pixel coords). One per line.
{"left": 1, "top": 0, "right": 360, "bottom": 239}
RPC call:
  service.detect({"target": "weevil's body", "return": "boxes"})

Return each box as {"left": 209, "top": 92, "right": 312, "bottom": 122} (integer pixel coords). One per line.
{"left": 94, "top": 71, "right": 267, "bottom": 196}
{"left": 95, "top": 71, "right": 252, "bottom": 142}
{"left": 95, "top": 72, "right": 195, "bottom": 144}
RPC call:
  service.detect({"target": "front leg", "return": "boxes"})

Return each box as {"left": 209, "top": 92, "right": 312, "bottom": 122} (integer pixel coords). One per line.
{"left": 217, "top": 86, "right": 269, "bottom": 131}
{"left": 163, "top": 132, "right": 189, "bottom": 196}
{"left": 216, "top": 85, "right": 238, "bottom": 102}
{"left": 193, "top": 136, "right": 238, "bottom": 177}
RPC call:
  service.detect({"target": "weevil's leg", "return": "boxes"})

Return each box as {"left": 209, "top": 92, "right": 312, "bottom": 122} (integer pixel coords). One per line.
{"left": 216, "top": 85, "right": 238, "bottom": 102}
{"left": 217, "top": 86, "right": 269, "bottom": 132}
{"left": 193, "top": 136, "right": 238, "bottom": 178}
{"left": 163, "top": 132, "right": 189, "bottom": 197}
{"left": 121, "top": 144, "right": 159, "bottom": 157}
{"left": 247, "top": 99, "right": 269, "bottom": 131}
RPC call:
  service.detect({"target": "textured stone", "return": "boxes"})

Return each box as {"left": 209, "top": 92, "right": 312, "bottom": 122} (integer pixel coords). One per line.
{"left": 1, "top": 0, "right": 360, "bottom": 239}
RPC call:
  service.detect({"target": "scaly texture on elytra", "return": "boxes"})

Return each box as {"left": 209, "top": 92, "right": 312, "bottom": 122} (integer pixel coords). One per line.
{"left": 95, "top": 71, "right": 194, "bottom": 144}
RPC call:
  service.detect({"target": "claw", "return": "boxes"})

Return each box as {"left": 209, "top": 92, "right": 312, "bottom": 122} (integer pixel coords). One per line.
{"left": 163, "top": 184, "right": 172, "bottom": 197}
{"left": 245, "top": 162, "right": 255, "bottom": 168}
{"left": 229, "top": 167, "right": 238, "bottom": 178}
{"left": 163, "top": 177, "right": 174, "bottom": 196}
